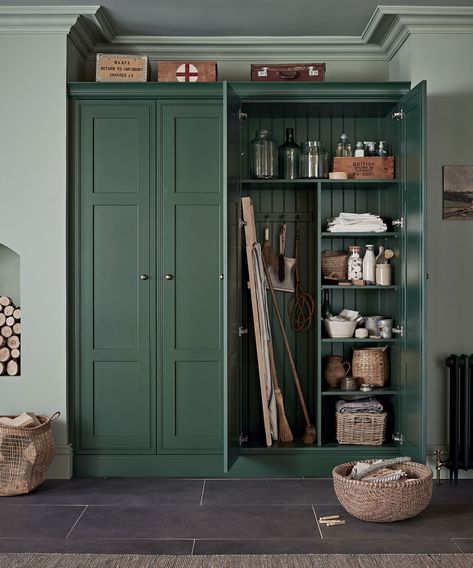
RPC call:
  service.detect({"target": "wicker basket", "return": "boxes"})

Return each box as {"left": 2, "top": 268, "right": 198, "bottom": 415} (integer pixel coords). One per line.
{"left": 332, "top": 460, "right": 433, "bottom": 522}
{"left": 351, "top": 346, "right": 389, "bottom": 387}
{"left": 321, "top": 250, "right": 348, "bottom": 279}
{"left": 336, "top": 411, "right": 387, "bottom": 445}
{"left": 0, "top": 412, "right": 59, "bottom": 496}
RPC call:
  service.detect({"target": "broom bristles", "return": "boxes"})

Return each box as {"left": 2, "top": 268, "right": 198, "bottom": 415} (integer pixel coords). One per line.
{"left": 302, "top": 425, "right": 316, "bottom": 445}
{"left": 274, "top": 388, "right": 294, "bottom": 443}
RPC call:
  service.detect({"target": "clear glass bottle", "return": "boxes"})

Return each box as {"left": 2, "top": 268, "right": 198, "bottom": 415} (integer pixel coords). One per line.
{"left": 250, "top": 129, "right": 278, "bottom": 179}
{"left": 378, "top": 140, "right": 389, "bottom": 157}
{"left": 375, "top": 245, "right": 386, "bottom": 264}
{"left": 354, "top": 141, "right": 365, "bottom": 157}
{"left": 363, "top": 244, "right": 376, "bottom": 284}
{"left": 347, "top": 245, "right": 363, "bottom": 280}
{"left": 300, "top": 141, "right": 327, "bottom": 178}
{"left": 278, "top": 128, "right": 300, "bottom": 179}
{"left": 336, "top": 133, "right": 353, "bottom": 157}
{"left": 364, "top": 141, "right": 377, "bottom": 156}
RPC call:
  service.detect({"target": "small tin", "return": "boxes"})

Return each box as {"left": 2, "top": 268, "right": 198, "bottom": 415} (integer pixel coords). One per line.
{"left": 360, "top": 383, "right": 373, "bottom": 392}
{"left": 340, "top": 376, "right": 358, "bottom": 390}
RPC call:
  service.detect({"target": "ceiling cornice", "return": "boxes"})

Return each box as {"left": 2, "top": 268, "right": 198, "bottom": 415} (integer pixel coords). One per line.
{"left": 1, "top": 5, "right": 473, "bottom": 61}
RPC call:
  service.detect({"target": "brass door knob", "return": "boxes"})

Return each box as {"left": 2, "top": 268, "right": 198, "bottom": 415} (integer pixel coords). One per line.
{"left": 165, "top": 274, "right": 174, "bottom": 280}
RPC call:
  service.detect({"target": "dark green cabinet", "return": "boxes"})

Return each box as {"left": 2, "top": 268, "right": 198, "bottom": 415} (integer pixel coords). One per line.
{"left": 69, "top": 81, "right": 425, "bottom": 477}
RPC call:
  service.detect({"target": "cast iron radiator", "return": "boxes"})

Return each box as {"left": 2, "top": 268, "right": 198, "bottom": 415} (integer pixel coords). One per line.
{"left": 446, "top": 354, "right": 473, "bottom": 481}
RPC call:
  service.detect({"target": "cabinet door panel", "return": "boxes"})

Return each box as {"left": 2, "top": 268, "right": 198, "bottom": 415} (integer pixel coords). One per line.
{"left": 161, "top": 103, "right": 223, "bottom": 451}
{"left": 79, "top": 102, "right": 154, "bottom": 453}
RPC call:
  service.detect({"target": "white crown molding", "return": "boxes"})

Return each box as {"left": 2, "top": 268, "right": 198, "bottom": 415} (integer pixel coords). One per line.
{"left": 93, "top": 35, "right": 385, "bottom": 61}
{"left": 364, "top": 6, "right": 473, "bottom": 60}
{"left": 2, "top": 5, "right": 473, "bottom": 61}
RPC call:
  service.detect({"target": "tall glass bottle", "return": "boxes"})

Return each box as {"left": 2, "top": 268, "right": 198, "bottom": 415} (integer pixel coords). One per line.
{"left": 321, "top": 289, "right": 333, "bottom": 319}
{"left": 336, "top": 133, "right": 353, "bottom": 157}
{"left": 250, "top": 129, "right": 278, "bottom": 179}
{"left": 278, "top": 128, "right": 300, "bottom": 179}
{"left": 363, "top": 244, "right": 376, "bottom": 284}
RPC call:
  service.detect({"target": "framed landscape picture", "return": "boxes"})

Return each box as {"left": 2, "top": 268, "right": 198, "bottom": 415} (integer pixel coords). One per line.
{"left": 443, "top": 166, "right": 473, "bottom": 219}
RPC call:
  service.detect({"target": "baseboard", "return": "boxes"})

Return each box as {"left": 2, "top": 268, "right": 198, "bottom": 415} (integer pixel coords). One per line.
{"left": 47, "top": 444, "right": 73, "bottom": 479}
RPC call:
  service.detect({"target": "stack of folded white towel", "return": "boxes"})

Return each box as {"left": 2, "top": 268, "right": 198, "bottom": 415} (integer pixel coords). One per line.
{"left": 327, "top": 212, "right": 387, "bottom": 233}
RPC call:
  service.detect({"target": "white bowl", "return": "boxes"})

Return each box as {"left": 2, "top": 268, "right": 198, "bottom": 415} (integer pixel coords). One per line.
{"left": 324, "top": 319, "right": 357, "bottom": 338}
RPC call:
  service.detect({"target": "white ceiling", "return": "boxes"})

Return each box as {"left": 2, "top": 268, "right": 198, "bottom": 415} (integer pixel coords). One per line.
{"left": 1, "top": 0, "right": 473, "bottom": 37}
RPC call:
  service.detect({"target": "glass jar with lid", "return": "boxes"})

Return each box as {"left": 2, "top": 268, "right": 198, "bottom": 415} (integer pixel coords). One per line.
{"left": 250, "top": 129, "right": 278, "bottom": 179}
{"left": 347, "top": 245, "right": 363, "bottom": 281}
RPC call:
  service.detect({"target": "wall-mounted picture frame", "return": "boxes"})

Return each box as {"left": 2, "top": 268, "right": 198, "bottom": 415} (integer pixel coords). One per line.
{"left": 443, "top": 165, "right": 473, "bottom": 219}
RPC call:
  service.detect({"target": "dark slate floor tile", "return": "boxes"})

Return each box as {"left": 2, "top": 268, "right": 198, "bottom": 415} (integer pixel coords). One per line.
{"left": 314, "top": 503, "right": 473, "bottom": 539}
{"left": 203, "top": 479, "right": 337, "bottom": 506}
{"left": 0, "top": 506, "right": 84, "bottom": 539}
{"left": 432, "top": 480, "right": 473, "bottom": 504}
{"left": 193, "top": 537, "right": 460, "bottom": 555}
{"left": 0, "top": 538, "right": 193, "bottom": 555}
{"left": 453, "top": 539, "right": 473, "bottom": 552}
{"left": 69, "top": 505, "right": 318, "bottom": 540}
{"left": 3, "top": 478, "right": 204, "bottom": 506}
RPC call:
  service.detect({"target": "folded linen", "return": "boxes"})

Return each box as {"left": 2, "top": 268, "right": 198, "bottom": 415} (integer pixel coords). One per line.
{"left": 336, "top": 396, "right": 384, "bottom": 414}
{"left": 327, "top": 212, "right": 387, "bottom": 233}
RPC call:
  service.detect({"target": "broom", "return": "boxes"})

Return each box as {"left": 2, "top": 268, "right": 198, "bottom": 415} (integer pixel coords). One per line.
{"left": 267, "top": 338, "right": 293, "bottom": 443}
{"left": 262, "top": 257, "right": 317, "bottom": 445}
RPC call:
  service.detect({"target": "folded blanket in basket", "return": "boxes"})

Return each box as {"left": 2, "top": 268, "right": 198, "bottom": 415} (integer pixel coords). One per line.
{"left": 336, "top": 396, "right": 384, "bottom": 414}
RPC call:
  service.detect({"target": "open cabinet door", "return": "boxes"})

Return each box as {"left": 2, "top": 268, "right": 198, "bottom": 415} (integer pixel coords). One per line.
{"left": 399, "top": 81, "right": 427, "bottom": 462}
{"left": 223, "top": 82, "right": 242, "bottom": 471}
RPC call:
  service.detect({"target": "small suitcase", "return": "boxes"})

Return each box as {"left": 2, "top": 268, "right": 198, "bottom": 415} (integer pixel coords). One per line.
{"left": 251, "top": 63, "right": 325, "bottom": 82}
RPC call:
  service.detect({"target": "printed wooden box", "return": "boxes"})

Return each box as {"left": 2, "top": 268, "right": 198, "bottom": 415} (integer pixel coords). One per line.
{"left": 95, "top": 54, "right": 148, "bottom": 82}
{"left": 332, "top": 157, "right": 395, "bottom": 179}
{"left": 251, "top": 63, "right": 325, "bottom": 82}
{"left": 157, "top": 61, "right": 217, "bottom": 82}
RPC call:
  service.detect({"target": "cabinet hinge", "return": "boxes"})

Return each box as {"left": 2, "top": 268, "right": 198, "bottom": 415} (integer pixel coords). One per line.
{"left": 239, "top": 433, "right": 248, "bottom": 446}
{"left": 239, "top": 218, "right": 247, "bottom": 229}
{"left": 238, "top": 110, "right": 248, "bottom": 121}
{"left": 392, "top": 432, "right": 404, "bottom": 445}
{"left": 392, "top": 217, "right": 404, "bottom": 229}
{"left": 392, "top": 110, "right": 404, "bottom": 121}
{"left": 238, "top": 326, "right": 248, "bottom": 337}
{"left": 392, "top": 326, "right": 404, "bottom": 337}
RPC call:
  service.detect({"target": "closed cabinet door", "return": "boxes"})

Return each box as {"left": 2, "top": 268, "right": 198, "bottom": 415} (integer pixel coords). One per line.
{"left": 160, "top": 103, "right": 223, "bottom": 451}
{"left": 78, "top": 102, "right": 155, "bottom": 453}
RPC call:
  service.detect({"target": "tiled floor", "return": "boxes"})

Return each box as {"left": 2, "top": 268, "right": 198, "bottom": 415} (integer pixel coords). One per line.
{"left": 0, "top": 478, "right": 472, "bottom": 555}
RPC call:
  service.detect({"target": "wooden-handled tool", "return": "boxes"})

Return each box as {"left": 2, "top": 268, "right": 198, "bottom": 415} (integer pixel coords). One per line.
{"left": 278, "top": 224, "right": 287, "bottom": 282}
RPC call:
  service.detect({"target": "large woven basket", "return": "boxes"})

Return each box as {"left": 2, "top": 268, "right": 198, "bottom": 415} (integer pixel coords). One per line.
{"left": 336, "top": 412, "right": 386, "bottom": 445}
{"left": 0, "top": 412, "right": 59, "bottom": 496}
{"left": 332, "top": 460, "right": 433, "bottom": 522}
{"left": 321, "top": 250, "right": 348, "bottom": 279}
{"left": 351, "top": 346, "right": 389, "bottom": 387}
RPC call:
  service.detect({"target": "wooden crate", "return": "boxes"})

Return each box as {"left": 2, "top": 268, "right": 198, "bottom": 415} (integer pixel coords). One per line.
{"left": 157, "top": 61, "right": 217, "bottom": 82}
{"left": 251, "top": 63, "right": 325, "bottom": 82}
{"left": 95, "top": 54, "right": 148, "bottom": 82}
{"left": 332, "top": 157, "right": 395, "bottom": 179}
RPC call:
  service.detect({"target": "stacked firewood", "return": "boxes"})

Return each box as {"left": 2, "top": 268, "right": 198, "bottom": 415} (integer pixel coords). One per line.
{"left": 0, "top": 296, "right": 21, "bottom": 376}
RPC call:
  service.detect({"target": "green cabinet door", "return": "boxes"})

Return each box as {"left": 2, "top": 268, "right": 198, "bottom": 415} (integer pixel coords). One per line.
{"left": 399, "top": 81, "right": 427, "bottom": 462}
{"left": 77, "top": 102, "right": 155, "bottom": 453}
{"left": 161, "top": 103, "right": 224, "bottom": 451}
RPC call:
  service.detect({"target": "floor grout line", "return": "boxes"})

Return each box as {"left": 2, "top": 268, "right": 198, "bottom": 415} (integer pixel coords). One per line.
{"left": 191, "top": 539, "right": 196, "bottom": 555}
{"left": 200, "top": 480, "right": 206, "bottom": 506}
{"left": 451, "top": 539, "right": 465, "bottom": 553}
{"left": 312, "top": 505, "right": 324, "bottom": 540}
{"left": 65, "top": 505, "right": 88, "bottom": 539}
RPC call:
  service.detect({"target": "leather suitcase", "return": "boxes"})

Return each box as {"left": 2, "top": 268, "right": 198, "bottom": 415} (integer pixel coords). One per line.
{"left": 251, "top": 63, "right": 325, "bottom": 82}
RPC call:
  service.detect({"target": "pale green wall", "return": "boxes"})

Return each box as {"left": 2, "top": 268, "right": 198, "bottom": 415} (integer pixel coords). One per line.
{"left": 0, "top": 33, "right": 70, "bottom": 477}
{"left": 390, "top": 33, "right": 473, "bottom": 472}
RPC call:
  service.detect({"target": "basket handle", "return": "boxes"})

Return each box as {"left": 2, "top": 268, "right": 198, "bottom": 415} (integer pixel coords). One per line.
{"left": 48, "top": 411, "right": 61, "bottom": 422}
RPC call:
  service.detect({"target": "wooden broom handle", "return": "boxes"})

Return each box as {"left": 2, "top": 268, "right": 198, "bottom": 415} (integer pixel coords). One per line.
{"left": 263, "top": 258, "right": 312, "bottom": 429}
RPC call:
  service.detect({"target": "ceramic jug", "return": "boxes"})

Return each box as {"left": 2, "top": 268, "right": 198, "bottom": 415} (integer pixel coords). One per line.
{"left": 324, "top": 355, "right": 351, "bottom": 388}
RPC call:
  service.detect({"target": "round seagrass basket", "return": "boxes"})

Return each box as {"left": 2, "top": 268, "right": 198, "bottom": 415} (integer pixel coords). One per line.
{"left": 332, "top": 460, "right": 433, "bottom": 522}
{"left": 0, "top": 412, "right": 59, "bottom": 496}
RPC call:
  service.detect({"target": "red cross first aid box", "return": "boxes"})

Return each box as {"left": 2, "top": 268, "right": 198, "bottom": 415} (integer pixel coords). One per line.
{"left": 157, "top": 61, "right": 218, "bottom": 82}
